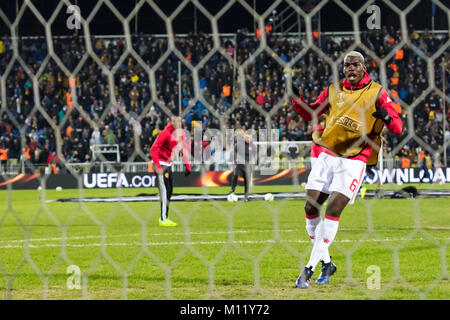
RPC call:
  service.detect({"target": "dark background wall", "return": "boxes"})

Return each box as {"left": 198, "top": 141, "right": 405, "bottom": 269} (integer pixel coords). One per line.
{"left": 0, "top": 0, "right": 447, "bottom": 36}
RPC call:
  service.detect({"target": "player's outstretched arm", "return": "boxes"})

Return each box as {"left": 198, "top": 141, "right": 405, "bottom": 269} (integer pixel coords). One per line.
{"left": 181, "top": 133, "right": 191, "bottom": 174}
{"left": 291, "top": 88, "right": 329, "bottom": 121}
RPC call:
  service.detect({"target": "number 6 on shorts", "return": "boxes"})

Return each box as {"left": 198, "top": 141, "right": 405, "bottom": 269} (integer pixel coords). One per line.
{"left": 349, "top": 179, "right": 359, "bottom": 192}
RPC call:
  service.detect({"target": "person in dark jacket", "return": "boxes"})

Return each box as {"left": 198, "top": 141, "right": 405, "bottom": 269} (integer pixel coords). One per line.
{"left": 229, "top": 130, "right": 256, "bottom": 201}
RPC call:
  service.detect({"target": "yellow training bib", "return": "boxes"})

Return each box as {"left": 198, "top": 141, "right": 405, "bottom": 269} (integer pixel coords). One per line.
{"left": 313, "top": 81, "right": 384, "bottom": 164}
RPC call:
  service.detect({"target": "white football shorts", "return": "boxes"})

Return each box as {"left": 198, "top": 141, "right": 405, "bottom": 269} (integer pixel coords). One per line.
{"left": 310, "top": 156, "right": 318, "bottom": 169}
{"left": 306, "top": 152, "right": 366, "bottom": 205}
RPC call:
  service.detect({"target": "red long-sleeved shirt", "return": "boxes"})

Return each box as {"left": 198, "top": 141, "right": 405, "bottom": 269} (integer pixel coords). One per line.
{"left": 292, "top": 73, "right": 402, "bottom": 163}
{"left": 150, "top": 123, "right": 191, "bottom": 171}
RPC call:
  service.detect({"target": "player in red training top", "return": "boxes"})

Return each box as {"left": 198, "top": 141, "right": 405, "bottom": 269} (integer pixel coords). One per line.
{"left": 291, "top": 51, "right": 402, "bottom": 288}
{"left": 150, "top": 115, "right": 191, "bottom": 227}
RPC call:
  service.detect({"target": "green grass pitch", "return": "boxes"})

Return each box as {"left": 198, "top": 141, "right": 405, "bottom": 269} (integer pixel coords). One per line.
{"left": 0, "top": 184, "right": 448, "bottom": 300}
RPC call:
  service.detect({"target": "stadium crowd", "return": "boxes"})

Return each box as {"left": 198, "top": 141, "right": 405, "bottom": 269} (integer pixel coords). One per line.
{"left": 0, "top": 24, "right": 448, "bottom": 171}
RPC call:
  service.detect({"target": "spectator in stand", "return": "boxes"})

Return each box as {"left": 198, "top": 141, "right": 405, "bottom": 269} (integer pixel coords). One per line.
{"left": 0, "top": 142, "right": 8, "bottom": 173}
{"left": 104, "top": 127, "right": 117, "bottom": 145}
{"left": 129, "top": 86, "right": 140, "bottom": 111}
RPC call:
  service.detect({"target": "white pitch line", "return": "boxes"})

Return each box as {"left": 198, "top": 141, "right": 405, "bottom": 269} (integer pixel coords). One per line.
{"left": 0, "top": 237, "right": 447, "bottom": 249}
{"left": 0, "top": 226, "right": 448, "bottom": 245}
{"left": 0, "top": 229, "right": 299, "bottom": 244}
{"left": 0, "top": 233, "right": 142, "bottom": 244}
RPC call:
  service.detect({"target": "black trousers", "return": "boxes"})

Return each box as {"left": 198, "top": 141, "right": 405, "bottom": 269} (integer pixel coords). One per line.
{"left": 231, "top": 164, "right": 251, "bottom": 194}
{"left": 153, "top": 164, "right": 173, "bottom": 221}
{"left": 419, "top": 165, "right": 432, "bottom": 184}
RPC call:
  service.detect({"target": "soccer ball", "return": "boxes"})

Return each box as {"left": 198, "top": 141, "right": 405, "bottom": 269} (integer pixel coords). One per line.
{"left": 264, "top": 193, "right": 274, "bottom": 202}
{"left": 56, "top": 186, "right": 62, "bottom": 191}
{"left": 439, "top": 180, "right": 445, "bottom": 185}
{"left": 227, "top": 193, "right": 238, "bottom": 202}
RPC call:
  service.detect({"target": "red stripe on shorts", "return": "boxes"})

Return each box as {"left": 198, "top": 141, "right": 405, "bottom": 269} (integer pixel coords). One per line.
{"left": 350, "top": 164, "right": 366, "bottom": 203}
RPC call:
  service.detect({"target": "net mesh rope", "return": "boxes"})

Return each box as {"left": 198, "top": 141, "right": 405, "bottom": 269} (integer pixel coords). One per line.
{"left": 0, "top": 0, "right": 448, "bottom": 299}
